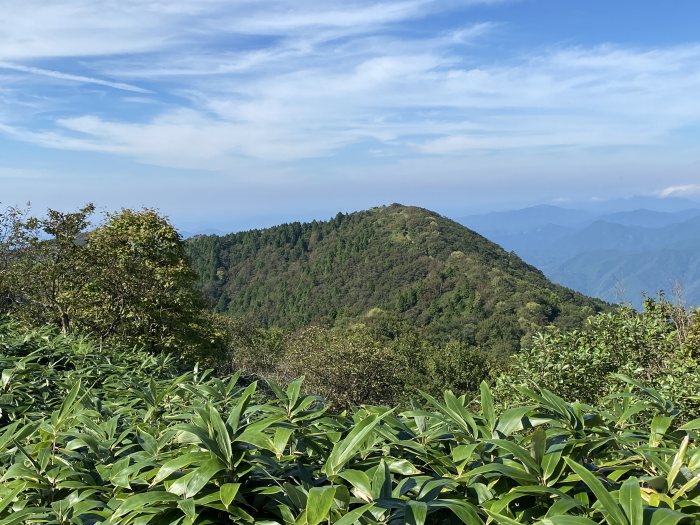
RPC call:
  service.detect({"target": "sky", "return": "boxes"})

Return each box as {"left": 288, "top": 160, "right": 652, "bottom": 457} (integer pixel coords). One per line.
{"left": 2, "top": 0, "right": 700, "bottom": 231}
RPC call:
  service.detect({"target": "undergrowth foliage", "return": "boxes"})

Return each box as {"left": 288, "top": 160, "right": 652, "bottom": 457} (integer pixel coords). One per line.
{"left": 1, "top": 321, "right": 699, "bottom": 524}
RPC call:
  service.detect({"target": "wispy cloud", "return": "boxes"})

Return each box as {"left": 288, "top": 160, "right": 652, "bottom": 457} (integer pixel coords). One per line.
{"left": 0, "top": 62, "right": 152, "bottom": 93}
{"left": 1, "top": 0, "right": 700, "bottom": 183}
{"left": 10, "top": 42, "right": 700, "bottom": 168}
{"left": 0, "top": 0, "right": 490, "bottom": 60}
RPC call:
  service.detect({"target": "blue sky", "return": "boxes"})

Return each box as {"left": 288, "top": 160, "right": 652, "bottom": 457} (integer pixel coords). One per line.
{"left": 2, "top": 0, "right": 700, "bottom": 231}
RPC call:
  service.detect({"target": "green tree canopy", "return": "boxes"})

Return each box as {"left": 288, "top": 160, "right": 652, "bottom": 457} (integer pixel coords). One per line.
{"left": 80, "top": 208, "right": 209, "bottom": 351}
{"left": 0, "top": 204, "right": 212, "bottom": 353}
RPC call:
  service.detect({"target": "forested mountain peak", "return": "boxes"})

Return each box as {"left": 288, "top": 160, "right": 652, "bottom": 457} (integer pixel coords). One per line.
{"left": 186, "top": 204, "right": 608, "bottom": 353}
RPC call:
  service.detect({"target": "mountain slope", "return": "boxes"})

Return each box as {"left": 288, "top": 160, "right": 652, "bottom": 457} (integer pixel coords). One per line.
{"left": 544, "top": 249, "right": 700, "bottom": 305}
{"left": 186, "top": 205, "right": 607, "bottom": 352}
{"left": 540, "top": 216, "right": 700, "bottom": 305}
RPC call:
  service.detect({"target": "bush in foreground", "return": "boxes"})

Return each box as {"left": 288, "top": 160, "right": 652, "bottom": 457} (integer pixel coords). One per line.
{"left": 495, "top": 297, "right": 700, "bottom": 417}
{"left": 1, "top": 321, "right": 699, "bottom": 524}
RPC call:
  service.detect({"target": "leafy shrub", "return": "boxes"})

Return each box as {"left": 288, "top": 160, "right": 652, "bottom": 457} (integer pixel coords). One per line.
{"left": 215, "top": 321, "right": 493, "bottom": 409}
{"left": 495, "top": 297, "right": 700, "bottom": 416}
{"left": 0, "top": 320, "right": 698, "bottom": 524}
{"left": 210, "top": 313, "right": 286, "bottom": 377}
{"left": 278, "top": 325, "right": 410, "bottom": 408}
{"left": 389, "top": 335, "right": 492, "bottom": 399}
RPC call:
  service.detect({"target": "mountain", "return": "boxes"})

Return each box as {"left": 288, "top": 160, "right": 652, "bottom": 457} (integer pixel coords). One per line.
{"left": 458, "top": 205, "right": 594, "bottom": 235}
{"left": 594, "top": 208, "right": 700, "bottom": 228}
{"left": 545, "top": 249, "right": 700, "bottom": 305}
{"left": 574, "top": 196, "right": 700, "bottom": 214}
{"left": 186, "top": 204, "right": 607, "bottom": 353}
{"left": 459, "top": 203, "right": 700, "bottom": 308}
{"left": 180, "top": 227, "right": 229, "bottom": 239}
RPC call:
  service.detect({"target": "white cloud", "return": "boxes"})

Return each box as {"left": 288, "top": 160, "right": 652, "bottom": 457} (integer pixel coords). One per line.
{"left": 0, "top": 0, "right": 482, "bottom": 60}
{"left": 658, "top": 184, "right": 700, "bottom": 198}
{"left": 1, "top": 0, "right": 700, "bottom": 175}
{"left": 15, "top": 42, "right": 700, "bottom": 167}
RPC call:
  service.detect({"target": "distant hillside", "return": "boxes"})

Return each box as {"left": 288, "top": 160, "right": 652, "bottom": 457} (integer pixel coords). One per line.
{"left": 186, "top": 204, "right": 607, "bottom": 353}
{"left": 458, "top": 204, "right": 594, "bottom": 234}
{"left": 459, "top": 203, "right": 700, "bottom": 307}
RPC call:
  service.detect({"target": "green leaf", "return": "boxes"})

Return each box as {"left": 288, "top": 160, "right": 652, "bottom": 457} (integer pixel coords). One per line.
{"left": 273, "top": 427, "right": 295, "bottom": 456}
{"left": 538, "top": 517, "right": 600, "bottom": 525}
{"left": 112, "top": 491, "right": 180, "bottom": 518}
{"left": 531, "top": 428, "right": 546, "bottom": 467}
{"left": 428, "top": 500, "right": 483, "bottom": 525}
{"left": 227, "top": 381, "right": 257, "bottom": 431}
{"left": 178, "top": 498, "right": 195, "bottom": 519}
{"left": 667, "top": 436, "right": 689, "bottom": 489}
{"left": 650, "top": 416, "right": 674, "bottom": 446}
{"left": 323, "top": 411, "right": 389, "bottom": 477}
{"left": 564, "top": 458, "right": 627, "bottom": 525}
{"left": 0, "top": 483, "right": 25, "bottom": 514}
{"left": 306, "top": 486, "right": 336, "bottom": 525}
{"left": 489, "top": 438, "right": 541, "bottom": 474}
{"left": 486, "top": 510, "right": 526, "bottom": 525}
{"left": 339, "top": 470, "right": 373, "bottom": 502}
{"left": 0, "top": 507, "right": 49, "bottom": 525}
{"left": 542, "top": 445, "right": 564, "bottom": 482}
{"left": 648, "top": 508, "right": 690, "bottom": 525}
{"left": 405, "top": 500, "right": 428, "bottom": 525}
{"left": 465, "top": 462, "right": 539, "bottom": 484}
{"left": 286, "top": 377, "right": 303, "bottom": 409}
{"left": 678, "top": 418, "right": 700, "bottom": 431}
{"left": 167, "top": 458, "right": 224, "bottom": 499}
{"left": 388, "top": 459, "right": 421, "bottom": 476}
{"left": 56, "top": 380, "right": 82, "bottom": 423}
{"left": 480, "top": 381, "right": 496, "bottom": 432}
{"left": 209, "top": 404, "right": 233, "bottom": 466}
{"left": 151, "top": 452, "right": 210, "bottom": 486}
{"left": 220, "top": 483, "right": 240, "bottom": 508}
{"left": 333, "top": 503, "right": 374, "bottom": 525}
{"left": 495, "top": 406, "right": 533, "bottom": 437}
{"left": 619, "top": 477, "right": 643, "bottom": 525}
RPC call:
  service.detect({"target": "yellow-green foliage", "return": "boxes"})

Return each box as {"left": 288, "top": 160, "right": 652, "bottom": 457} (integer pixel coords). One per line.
{"left": 495, "top": 297, "right": 700, "bottom": 417}
{"left": 0, "top": 205, "right": 212, "bottom": 353}
{"left": 277, "top": 325, "right": 410, "bottom": 408}
{"left": 212, "top": 317, "right": 492, "bottom": 409}
{"left": 1, "top": 321, "right": 698, "bottom": 524}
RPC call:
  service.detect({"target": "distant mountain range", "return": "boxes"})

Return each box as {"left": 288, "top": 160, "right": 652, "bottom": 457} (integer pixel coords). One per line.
{"left": 458, "top": 198, "right": 700, "bottom": 307}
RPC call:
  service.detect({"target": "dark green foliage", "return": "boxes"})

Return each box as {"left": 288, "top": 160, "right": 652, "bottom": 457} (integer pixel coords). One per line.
{"left": 186, "top": 204, "right": 607, "bottom": 354}
{"left": 1, "top": 204, "right": 95, "bottom": 333}
{"left": 1, "top": 321, "right": 698, "bottom": 524}
{"left": 0, "top": 203, "right": 35, "bottom": 313}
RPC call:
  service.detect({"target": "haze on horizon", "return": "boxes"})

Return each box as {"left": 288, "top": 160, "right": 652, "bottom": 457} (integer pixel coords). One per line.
{"left": 2, "top": 0, "right": 700, "bottom": 231}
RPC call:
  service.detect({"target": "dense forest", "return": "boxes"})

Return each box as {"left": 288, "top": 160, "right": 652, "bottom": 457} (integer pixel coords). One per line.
{"left": 186, "top": 204, "right": 607, "bottom": 353}
{"left": 0, "top": 203, "right": 698, "bottom": 524}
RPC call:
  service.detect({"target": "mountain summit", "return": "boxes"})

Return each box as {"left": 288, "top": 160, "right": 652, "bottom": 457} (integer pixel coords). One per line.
{"left": 186, "top": 204, "right": 607, "bottom": 352}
